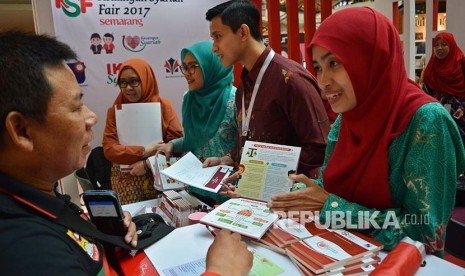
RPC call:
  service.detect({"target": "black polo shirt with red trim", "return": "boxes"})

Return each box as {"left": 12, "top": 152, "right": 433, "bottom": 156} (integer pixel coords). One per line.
{"left": 0, "top": 173, "right": 111, "bottom": 275}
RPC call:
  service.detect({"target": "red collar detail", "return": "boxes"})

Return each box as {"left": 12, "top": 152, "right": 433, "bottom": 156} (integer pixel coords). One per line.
{"left": 0, "top": 188, "right": 57, "bottom": 219}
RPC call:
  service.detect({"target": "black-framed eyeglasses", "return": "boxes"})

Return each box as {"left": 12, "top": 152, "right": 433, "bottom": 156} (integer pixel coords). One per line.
{"left": 180, "top": 64, "right": 200, "bottom": 75}
{"left": 118, "top": 78, "right": 141, "bottom": 88}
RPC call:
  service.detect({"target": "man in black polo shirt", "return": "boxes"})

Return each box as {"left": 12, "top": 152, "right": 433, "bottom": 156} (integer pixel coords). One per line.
{"left": 0, "top": 31, "right": 252, "bottom": 275}
{"left": 0, "top": 30, "right": 138, "bottom": 275}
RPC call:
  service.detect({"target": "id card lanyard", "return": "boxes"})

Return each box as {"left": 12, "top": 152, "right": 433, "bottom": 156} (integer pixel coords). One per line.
{"left": 241, "top": 49, "right": 275, "bottom": 145}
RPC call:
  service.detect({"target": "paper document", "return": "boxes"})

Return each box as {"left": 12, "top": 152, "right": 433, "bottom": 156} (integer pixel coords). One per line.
{"left": 276, "top": 218, "right": 314, "bottom": 239}
{"left": 162, "top": 258, "right": 206, "bottom": 276}
{"left": 200, "top": 197, "right": 279, "bottom": 240}
{"left": 160, "top": 152, "right": 232, "bottom": 193}
{"left": 148, "top": 154, "right": 185, "bottom": 191}
{"left": 115, "top": 103, "right": 162, "bottom": 171}
{"left": 143, "top": 224, "right": 301, "bottom": 275}
{"left": 249, "top": 249, "right": 285, "bottom": 276}
{"left": 115, "top": 102, "right": 162, "bottom": 146}
{"left": 237, "top": 141, "right": 301, "bottom": 201}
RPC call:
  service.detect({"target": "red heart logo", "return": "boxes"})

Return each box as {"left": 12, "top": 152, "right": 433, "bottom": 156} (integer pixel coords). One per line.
{"left": 125, "top": 36, "right": 140, "bottom": 49}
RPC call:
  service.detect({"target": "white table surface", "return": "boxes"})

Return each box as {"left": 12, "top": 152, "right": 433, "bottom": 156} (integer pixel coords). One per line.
{"left": 123, "top": 200, "right": 465, "bottom": 276}
{"left": 123, "top": 198, "right": 159, "bottom": 216}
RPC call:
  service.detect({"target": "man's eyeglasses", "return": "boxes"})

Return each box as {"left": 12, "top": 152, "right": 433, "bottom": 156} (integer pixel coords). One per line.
{"left": 118, "top": 78, "right": 141, "bottom": 88}
{"left": 180, "top": 64, "right": 200, "bottom": 75}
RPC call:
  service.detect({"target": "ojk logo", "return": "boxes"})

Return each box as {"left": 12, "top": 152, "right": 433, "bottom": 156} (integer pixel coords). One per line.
{"left": 55, "top": 0, "right": 93, "bottom": 17}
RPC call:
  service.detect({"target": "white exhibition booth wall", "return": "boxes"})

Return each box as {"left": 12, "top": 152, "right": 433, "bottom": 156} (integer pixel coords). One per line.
{"left": 32, "top": 0, "right": 465, "bottom": 150}
{"left": 33, "top": 0, "right": 227, "bottom": 149}
{"left": 32, "top": 0, "right": 465, "bottom": 199}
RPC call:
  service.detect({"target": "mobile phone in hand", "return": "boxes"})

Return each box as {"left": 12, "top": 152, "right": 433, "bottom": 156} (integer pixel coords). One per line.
{"left": 82, "top": 190, "right": 126, "bottom": 236}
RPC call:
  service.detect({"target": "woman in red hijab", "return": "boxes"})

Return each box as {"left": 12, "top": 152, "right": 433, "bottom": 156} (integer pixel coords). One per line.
{"left": 422, "top": 32, "right": 465, "bottom": 141}
{"left": 103, "top": 58, "right": 183, "bottom": 204}
{"left": 268, "top": 8, "right": 465, "bottom": 257}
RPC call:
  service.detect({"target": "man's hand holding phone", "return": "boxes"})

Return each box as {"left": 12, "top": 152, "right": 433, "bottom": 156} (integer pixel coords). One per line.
{"left": 83, "top": 190, "right": 137, "bottom": 248}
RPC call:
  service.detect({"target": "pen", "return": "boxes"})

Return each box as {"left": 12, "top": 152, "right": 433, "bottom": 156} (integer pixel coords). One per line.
{"left": 206, "top": 225, "right": 217, "bottom": 237}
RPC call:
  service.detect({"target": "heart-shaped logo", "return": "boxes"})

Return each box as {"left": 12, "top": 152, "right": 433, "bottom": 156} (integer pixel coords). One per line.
{"left": 125, "top": 36, "right": 140, "bottom": 49}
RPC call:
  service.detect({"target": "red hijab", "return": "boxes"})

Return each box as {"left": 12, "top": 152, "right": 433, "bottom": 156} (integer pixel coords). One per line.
{"left": 309, "top": 8, "right": 435, "bottom": 209}
{"left": 423, "top": 32, "right": 465, "bottom": 97}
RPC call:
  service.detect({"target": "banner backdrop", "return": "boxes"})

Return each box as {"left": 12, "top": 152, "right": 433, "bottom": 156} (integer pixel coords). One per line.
{"left": 51, "top": 0, "right": 226, "bottom": 148}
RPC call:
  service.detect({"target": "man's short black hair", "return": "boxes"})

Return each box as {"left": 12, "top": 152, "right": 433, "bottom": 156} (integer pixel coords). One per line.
{"left": 0, "top": 31, "right": 77, "bottom": 140}
{"left": 206, "top": 0, "right": 262, "bottom": 41}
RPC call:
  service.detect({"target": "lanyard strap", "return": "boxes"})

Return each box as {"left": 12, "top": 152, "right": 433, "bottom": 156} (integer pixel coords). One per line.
{"left": 0, "top": 188, "right": 173, "bottom": 250}
{"left": 241, "top": 49, "right": 275, "bottom": 137}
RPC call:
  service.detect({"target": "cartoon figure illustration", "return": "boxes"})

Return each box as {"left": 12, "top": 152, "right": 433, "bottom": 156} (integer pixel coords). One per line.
{"left": 103, "top": 33, "right": 115, "bottom": 54}
{"left": 90, "top": 33, "right": 102, "bottom": 54}
{"left": 236, "top": 164, "right": 246, "bottom": 181}
{"left": 238, "top": 164, "right": 246, "bottom": 174}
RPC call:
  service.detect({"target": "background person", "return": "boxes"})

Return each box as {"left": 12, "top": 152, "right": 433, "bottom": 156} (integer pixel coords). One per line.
{"left": 157, "top": 40, "right": 237, "bottom": 206}
{"left": 422, "top": 32, "right": 465, "bottom": 144}
{"left": 204, "top": 0, "right": 329, "bottom": 179}
{"left": 102, "top": 58, "right": 183, "bottom": 204}
{"left": 267, "top": 8, "right": 465, "bottom": 257}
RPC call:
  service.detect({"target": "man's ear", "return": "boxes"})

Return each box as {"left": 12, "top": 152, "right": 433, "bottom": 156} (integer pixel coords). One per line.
{"left": 4, "top": 111, "right": 34, "bottom": 151}
{"left": 239, "top": 24, "right": 251, "bottom": 41}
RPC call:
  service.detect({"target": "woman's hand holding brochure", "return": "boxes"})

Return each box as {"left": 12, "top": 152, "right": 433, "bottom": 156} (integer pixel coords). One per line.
{"left": 267, "top": 174, "right": 329, "bottom": 212}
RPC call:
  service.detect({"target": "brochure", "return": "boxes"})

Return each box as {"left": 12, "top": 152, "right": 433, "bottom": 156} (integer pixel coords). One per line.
{"left": 236, "top": 141, "right": 301, "bottom": 201}
{"left": 160, "top": 152, "right": 232, "bottom": 193}
{"left": 200, "top": 197, "right": 279, "bottom": 240}
{"left": 266, "top": 218, "right": 331, "bottom": 247}
{"left": 250, "top": 233, "right": 287, "bottom": 255}
{"left": 148, "top": 154, "right": 185, "bottom": 191}
{"left": 290, "top": 230, "right": 383, "bottom": 273}
{"left": 287, "top": 252, "right": 379, "bottom": 275}
{"left": 249, "top": 218, "right": 383, "bottom": 275}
